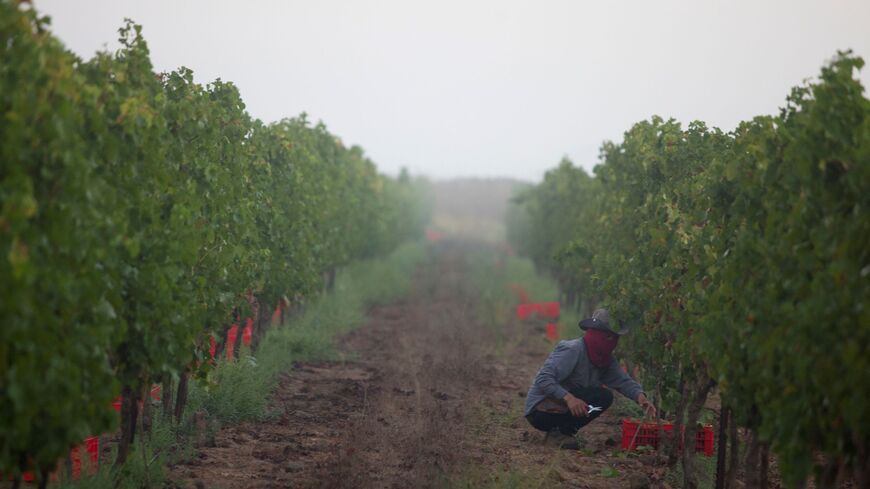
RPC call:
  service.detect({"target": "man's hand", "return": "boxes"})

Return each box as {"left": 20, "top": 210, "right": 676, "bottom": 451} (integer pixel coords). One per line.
{"left": 637, "top": 393, "right": 657, "bottom": 419}
{"left": 563, "top": 393, "right": 588, "bottom": 417}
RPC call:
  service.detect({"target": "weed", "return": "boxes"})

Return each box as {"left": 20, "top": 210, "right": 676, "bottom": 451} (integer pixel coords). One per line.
{"left": 573, "top": 432, "right": 588, "bottom": 449}
{"left": 612, "top": 393, "right": 645, "bottom": 419}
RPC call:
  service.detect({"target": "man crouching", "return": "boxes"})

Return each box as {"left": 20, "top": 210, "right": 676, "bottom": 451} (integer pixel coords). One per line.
{"left": 524, "top": 308, "right": 657, "bottom": 449}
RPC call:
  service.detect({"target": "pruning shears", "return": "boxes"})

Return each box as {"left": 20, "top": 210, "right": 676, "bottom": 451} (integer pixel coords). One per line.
{"left": 587, "top": 404, "right": 602, "bottom": 415}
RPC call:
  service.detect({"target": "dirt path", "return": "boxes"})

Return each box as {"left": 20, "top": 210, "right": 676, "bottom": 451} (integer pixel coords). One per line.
{"left": 169, "top": 245, "right": 665, "bottom": 489}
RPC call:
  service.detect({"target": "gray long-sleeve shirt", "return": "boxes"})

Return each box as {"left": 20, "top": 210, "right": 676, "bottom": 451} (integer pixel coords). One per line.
{"left": 524, "top": 338, "right": 643, "bottom": 416}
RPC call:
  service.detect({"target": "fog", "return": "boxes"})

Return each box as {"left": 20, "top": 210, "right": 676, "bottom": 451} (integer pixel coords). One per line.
{"left": 36, "top": 0, "right": 870, "bottom": 181}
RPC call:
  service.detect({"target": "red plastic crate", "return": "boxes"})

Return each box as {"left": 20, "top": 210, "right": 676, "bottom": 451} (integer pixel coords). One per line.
{"left": 226, "top": 324, "right": 239, "bottom": 360}
{"left": 271, "top": 303, "right": 282, "bottom": 326}
{"left": 545, "top": 323, "right": 559, "bottom": 341}
{"left": 540, "top": 302, "right": 560, "bottom": 319}
{"left": 70, "top": 436, "right": 99, "bottom": 478}
{"left": 516, "top": 303, "right": 532, "bottom": 320}
{"left": 515, "top": 302, "right": 561, "bottom": 321}
{"left": 111, "top": 384, "right": 161, "bottom": 412}
{"left": 242, "top": 318, "right": 253, "bottom": 346}
{"left": 12, "top": 436, "right": 99, "bottom": 482}
{"left": 621, "top": 419, "right": 714, "bottom": 456}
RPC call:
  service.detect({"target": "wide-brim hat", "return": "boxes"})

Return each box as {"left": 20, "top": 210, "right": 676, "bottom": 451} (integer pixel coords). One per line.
{"left": 578, "top": 308, "right": 629, "bottom": 336}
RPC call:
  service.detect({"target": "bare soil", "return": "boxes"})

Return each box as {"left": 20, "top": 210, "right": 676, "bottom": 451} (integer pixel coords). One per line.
{"left": 167, "top": 247, "right": 684, "bottom": 489}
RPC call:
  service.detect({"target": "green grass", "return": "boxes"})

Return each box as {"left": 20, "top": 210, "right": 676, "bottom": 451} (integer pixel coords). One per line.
{"left": 51, "top": 241, "right": 426, "bottom": 489}
{"left": 187, "top": 349, "right": 277, "bottom": 424}
{"left": 556, "top": 307, "right": 582, "bottom": 341}
{"left": 468, "top": 251, "right": 559, "bottom": 306}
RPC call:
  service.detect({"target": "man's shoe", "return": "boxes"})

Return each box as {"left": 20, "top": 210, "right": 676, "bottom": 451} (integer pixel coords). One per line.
{"left": 542, "top": 430, "right": 580, "bottom": 450}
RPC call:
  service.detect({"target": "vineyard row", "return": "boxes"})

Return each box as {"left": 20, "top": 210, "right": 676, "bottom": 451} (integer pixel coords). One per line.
{"left": 508, "top": 52, "right": 869, "bottom": 487}
{"left": 1, "top": 4, "right": 430, "bottom": 483}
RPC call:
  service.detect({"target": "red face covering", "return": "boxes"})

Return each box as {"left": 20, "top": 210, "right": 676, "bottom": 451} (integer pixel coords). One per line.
{"left": 583, "top": 329, "right": 619, "bottom": 368}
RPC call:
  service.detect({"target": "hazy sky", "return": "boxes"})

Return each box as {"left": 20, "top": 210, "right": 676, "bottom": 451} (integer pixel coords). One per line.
{"left": 36, "top": 0, "right": 870, "bottom": 181}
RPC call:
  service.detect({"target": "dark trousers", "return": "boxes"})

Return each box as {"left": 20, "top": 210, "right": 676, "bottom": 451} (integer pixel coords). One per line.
{"left": 526, "top": 386, "right": 614, "bottom": 435}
